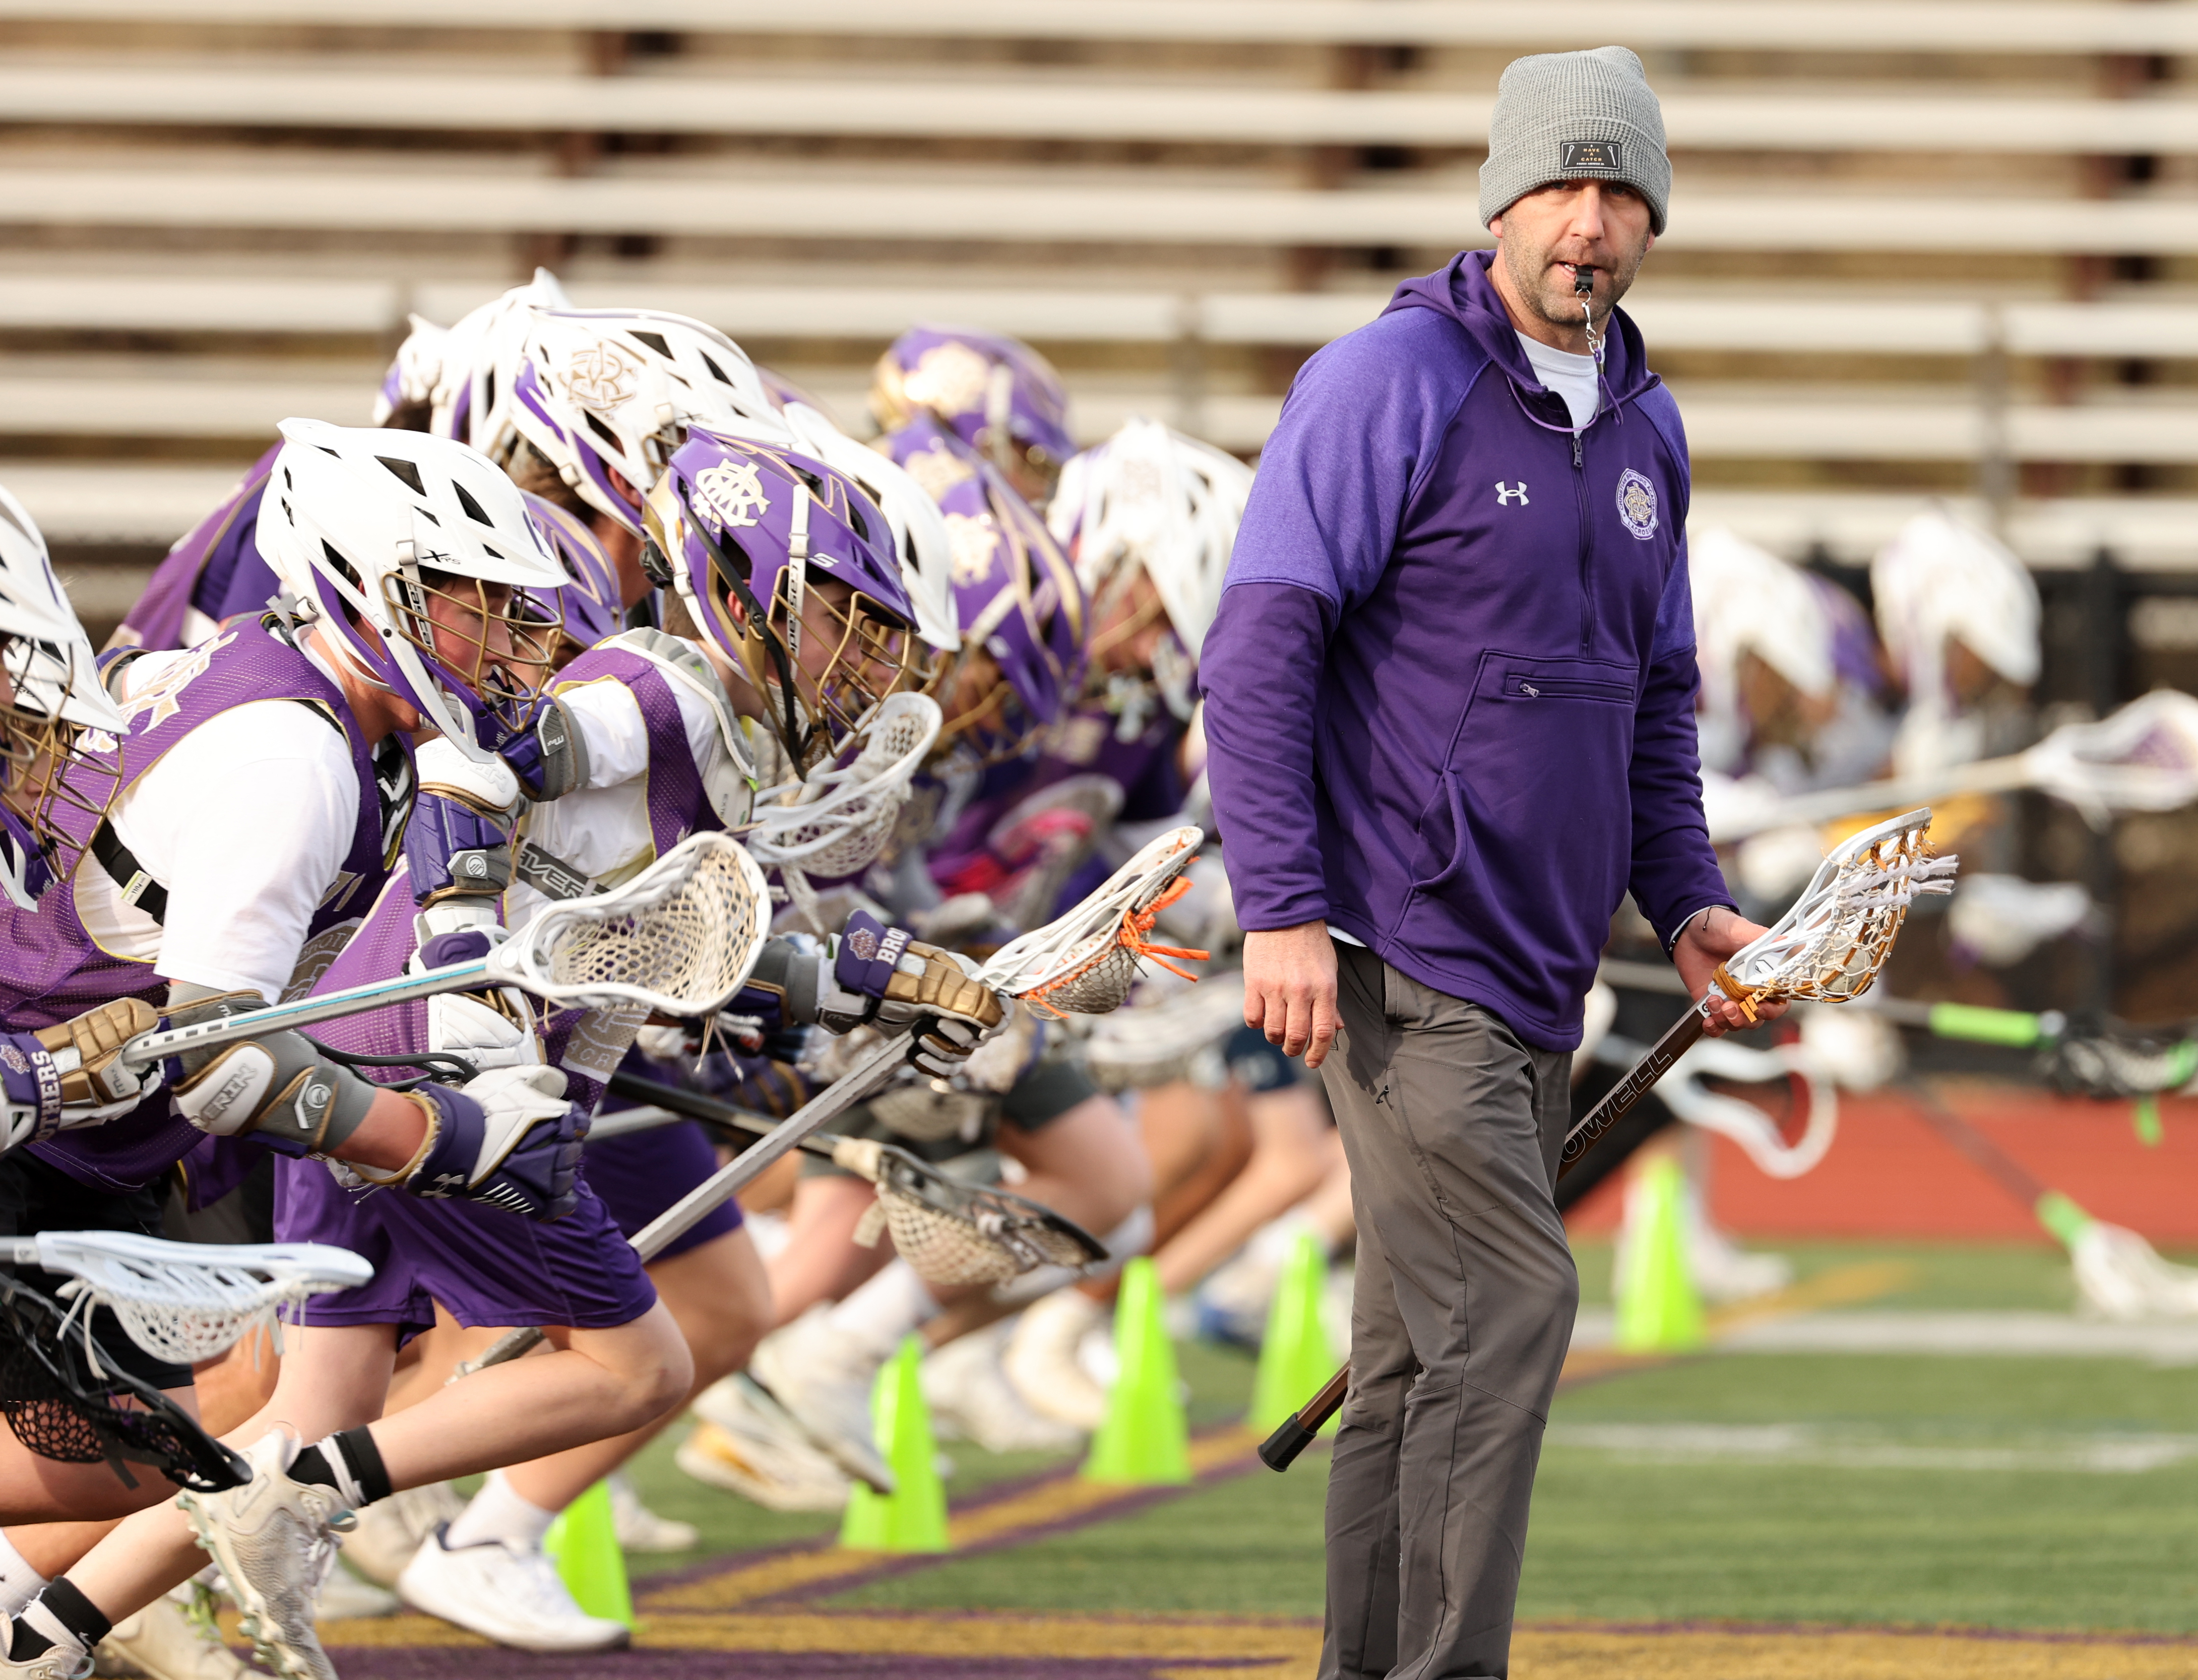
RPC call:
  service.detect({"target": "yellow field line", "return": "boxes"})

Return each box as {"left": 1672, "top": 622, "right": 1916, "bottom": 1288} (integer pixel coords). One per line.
{"left": 644, "top": 1425, "right": 1259, "bottom": 1612}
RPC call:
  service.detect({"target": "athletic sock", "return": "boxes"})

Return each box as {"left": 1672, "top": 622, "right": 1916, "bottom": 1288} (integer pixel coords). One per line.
{"left": 287, "top": 1426, "right": 394, "bottom": 1510}
{"left": 10, "top": 1580, "right": 110, "bottom": 1662}
{"left": 0, "top": 1532, "right": 47, "bottom": 1617}
{"left": 825, "top": 1260, "right": 938, "bottom": 1359}
{"left": 442, "top": 1471, "right": 556, "bottom": 1554}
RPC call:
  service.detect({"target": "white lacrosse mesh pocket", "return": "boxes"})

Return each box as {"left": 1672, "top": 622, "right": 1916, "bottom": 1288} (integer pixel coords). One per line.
{"left": 747, "top": 692, "right": 942, "bottom": 931}
{"left": 1719, "top": 810, "right": 1958, "bottom": 1014}
{"left": 521, "top": 831, "right": 771, "bottom": 1015}
{"left": 846, "top": 1147, "right": 1102, "bottom": 1287}
{"left": 30, "top": 1234, "right": 373, "bottom": 1369}
{"left": 983, "top": 824, "right": 1208, "bottom": 1017}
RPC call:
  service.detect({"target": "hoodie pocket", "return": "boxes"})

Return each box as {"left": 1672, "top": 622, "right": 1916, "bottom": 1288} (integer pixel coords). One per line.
{"left": 1399, "top": 651, "right": 1640, "bottom": 981}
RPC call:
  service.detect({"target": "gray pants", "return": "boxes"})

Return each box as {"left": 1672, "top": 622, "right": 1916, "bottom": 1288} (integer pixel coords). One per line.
{"left": 1320, "top": 941, "right": 1578, "bottom": 1680}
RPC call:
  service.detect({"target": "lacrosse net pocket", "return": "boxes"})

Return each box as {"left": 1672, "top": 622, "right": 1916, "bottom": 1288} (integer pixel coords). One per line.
{"left": 520, "top": 831, "right": 772, "bottom": 1016}
{"left": 0, "top": 1272, "right": 246, "bottom": 1492}
{"left": 840, "top": 1139, "right": 1107, "bottom": 1287}
{"left": 29, "top": 1234, "right": 374, "bottom": 1369}
{"left": 985, "top": 825, "right": 1209, "bottom": 1018}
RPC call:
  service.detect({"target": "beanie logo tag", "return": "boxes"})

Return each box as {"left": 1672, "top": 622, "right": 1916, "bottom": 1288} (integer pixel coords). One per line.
{"left": 1560, "top": 139, "right": 1623, "bottom": 173}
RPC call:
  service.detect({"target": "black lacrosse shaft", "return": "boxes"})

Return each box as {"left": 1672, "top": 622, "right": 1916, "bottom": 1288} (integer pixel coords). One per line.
{"left": 604, "top": 1069, "right": 842, "bottom": 1159}
{"left": 1257, "top": 1003, "right": 1711, "bottom": 1472}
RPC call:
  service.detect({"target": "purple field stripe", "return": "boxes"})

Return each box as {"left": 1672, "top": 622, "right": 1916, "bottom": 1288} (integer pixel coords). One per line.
{"left": 317, "top": 1651, "right": 1270, "bottom": 1680}
{"left": 1524, "top": 1617, "right": 2198, "bottom": 1648}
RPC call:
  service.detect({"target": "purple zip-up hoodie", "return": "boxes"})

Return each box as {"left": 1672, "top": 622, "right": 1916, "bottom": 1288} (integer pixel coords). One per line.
{"left": 1199, "top": 250, "right": 1730, "bottom": 1051}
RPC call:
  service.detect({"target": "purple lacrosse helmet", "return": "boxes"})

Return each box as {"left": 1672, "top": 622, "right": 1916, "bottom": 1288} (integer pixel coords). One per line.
{"left": 871, "top": 327, "right": 1074, "bottom": 500}
{"left": 643, "top": 428, "right": 922, "bottom": 770}
{"left": 880, "top": 415, "right": 1085, "bottom": 763}
{"left": 524, "top": 493, "right": 626, "bottom": 666}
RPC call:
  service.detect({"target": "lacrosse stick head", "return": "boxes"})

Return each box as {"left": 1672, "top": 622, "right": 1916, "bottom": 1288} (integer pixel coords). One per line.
{"left": 744, "top": 691, "right": 943, "bottom": 879}
{"left": 2025, "top": 690, "right": 2198, "bottom": 824}
{"left": 839, "top": 1137, "right": 1108, "bottom": 1287}
{"left": 983, "top": 824, "right": 1208, "bottom": 1016}
{"left": 0, "top": 1272, "right": 248, "bottom": 1492}
{"left": 1716, "top": 807, "right": 1956, "bottom": 1014}
{"left": 28, "top": 1234, "right": 373, "bottom": 1369}
{"left": 493, "top": 830, "right": 770, "bottom": 1015}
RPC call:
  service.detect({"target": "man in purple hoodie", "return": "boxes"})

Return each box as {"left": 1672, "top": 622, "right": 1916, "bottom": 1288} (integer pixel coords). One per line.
{"left": 1201, "top": 46, "right": 1778, "bottom": 1680}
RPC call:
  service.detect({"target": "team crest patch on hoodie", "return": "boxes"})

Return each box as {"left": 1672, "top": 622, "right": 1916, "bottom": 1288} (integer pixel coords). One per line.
{"left": 1615, "top": 469, "right": 1659, "bottom": 541}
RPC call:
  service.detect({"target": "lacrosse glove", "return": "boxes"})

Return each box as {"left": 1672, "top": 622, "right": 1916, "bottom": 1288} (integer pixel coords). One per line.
{"left": 351, "top": 1065, "right": 584, "bottom": 1221}
{"left": 828, "top": 911, "right": 1008, "bottom": 1077}
{"left": 0, "top": 998, "right": 166, "bottom": 1151}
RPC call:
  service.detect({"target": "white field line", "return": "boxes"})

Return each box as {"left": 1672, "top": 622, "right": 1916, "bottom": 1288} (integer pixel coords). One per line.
{"left": 1571, "top": 1307, "right": 2198, "bottom": 1366}
{"left": 1546, "top": 1421, "right": 2198, "bottom": 1473}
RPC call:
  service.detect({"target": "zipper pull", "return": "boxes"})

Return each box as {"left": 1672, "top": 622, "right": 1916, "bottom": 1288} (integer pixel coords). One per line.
{"left": 1520, "top": 682, "right": 1540, "bottom": 698}
{"left": 1572, "top": 433, "right": 1583, "bottom": 468}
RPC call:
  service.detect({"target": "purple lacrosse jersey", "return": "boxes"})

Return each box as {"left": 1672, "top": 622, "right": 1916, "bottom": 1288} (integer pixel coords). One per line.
{"left": 3, "top": 618, "right": 398, "bottom": 1192}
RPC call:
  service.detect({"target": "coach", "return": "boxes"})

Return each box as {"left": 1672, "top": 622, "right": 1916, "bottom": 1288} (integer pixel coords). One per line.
{"left": 1201, "top": 46, "right": 1774, "bottom": 1680}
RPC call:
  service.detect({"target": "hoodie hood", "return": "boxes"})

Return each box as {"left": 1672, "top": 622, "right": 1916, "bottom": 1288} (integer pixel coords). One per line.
{"left": 1380, "top": 250, "right": 1659, "bottom": 410}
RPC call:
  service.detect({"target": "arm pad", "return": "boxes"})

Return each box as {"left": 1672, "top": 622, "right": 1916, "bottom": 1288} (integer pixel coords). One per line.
{"left": 162, "top": 986, "right": 379, "bottom": 1156}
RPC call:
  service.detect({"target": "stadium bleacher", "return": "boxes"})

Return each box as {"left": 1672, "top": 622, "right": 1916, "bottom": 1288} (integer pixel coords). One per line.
{"left": 4, "top": 0, "right": 2197, "bottom": 627}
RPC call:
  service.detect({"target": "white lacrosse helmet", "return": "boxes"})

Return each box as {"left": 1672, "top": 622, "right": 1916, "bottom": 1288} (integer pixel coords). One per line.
{"left": 1049, "top": 418, "right": 1253, "bottom": 662}
{"left": 370, "top": 313, "right": 452, "bottom": 429}
{"left": 1689, "top": 527, "right": 1835, "bottom": 773}
{"left": 257, "top": 419, "right": 569, "bottom": 761}
{"left": 1872, "top": 507, "right": 2041, "bottom": 697}
{"left": 427, "top": 268, "right": 572, "bottom": 449}
{"left": 501, "top": 306, "right": 790, "bottom": 538}
{"left": 780, "top": 401, "right": 960, "bottom": 662}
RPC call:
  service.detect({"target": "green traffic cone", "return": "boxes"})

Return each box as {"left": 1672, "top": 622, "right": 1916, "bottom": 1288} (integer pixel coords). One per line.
{"left": 1612, "top": 1154, "right": 1706, "bottom": 1353}
{"left": 542, "top": 1479, "right": 633, "bottom": 1626}
{"left": 1249, "top": 1233, "right": 1337, "bottom": 1435}
{"left": 839, "top": 1336, "right": 950, "bottom": 1553}
{"left": 1083, "top": 1259, "right": 1192, "bottom": 1485}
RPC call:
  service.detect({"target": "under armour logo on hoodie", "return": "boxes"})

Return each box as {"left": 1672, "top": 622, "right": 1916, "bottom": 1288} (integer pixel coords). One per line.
{"left": 1495, "top": 482, "right": 1529, "bottom": 506}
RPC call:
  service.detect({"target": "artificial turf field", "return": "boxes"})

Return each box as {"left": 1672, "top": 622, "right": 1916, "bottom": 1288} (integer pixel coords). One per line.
{"left": 317, "top": 1238, "right": 2198, "bottom": 1678}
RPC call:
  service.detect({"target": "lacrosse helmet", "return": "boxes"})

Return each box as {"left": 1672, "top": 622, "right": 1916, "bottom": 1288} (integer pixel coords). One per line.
{"left": 0, "top": 484, "right": 128, "bottom": 906}
{"left": 426, "top": 268, "right": 572, "bottom": 450}
{"left": 643, "top": 428, "right": 921, "bottom": 771}
{"left": 258, "top": 419, "right": 569, "bottom": 761}
{"left": 370, "top": 313, "right": 451, "bottom": 431}
{"left": 501, "top": 307, "right": 789, "bottom": 539}
{"left": 1872, "top": 507, "right": 2041, "bottom": 699}
{"left": 871, "top": 326, "right": 1074, "bottom": 498}
{"left": 1050, "top": 419, "right": 1250, "bottom": 726}
{"left": 882, "top": 414, "right": 1085, "bottom": 760}
{"left": 1688, "top": 527, "right": 1835, "bottom": 774}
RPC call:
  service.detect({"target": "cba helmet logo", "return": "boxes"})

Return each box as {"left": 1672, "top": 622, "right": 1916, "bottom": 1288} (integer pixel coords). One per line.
{"left": 945, "top": 511, "right": 1002, "bottom": 585}
{"left": 693, "top": 460, "right": 771, "bottom": 529}
{"left": 566, "top": 345, "right": 639, "bottom": 412}
{"left": 904, "top": 443, "right": 976, "bottom": 503}
{"left": 901, "top": 343, "right": 993, "bottom": 419}
{"left": 1616, "top": 469, "right": 1659, "bottom": 541}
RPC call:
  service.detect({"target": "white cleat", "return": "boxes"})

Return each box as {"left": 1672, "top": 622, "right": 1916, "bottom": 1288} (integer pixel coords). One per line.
{"left": 0, "top": 1623, "right": 92, "bottom": 1680}
{"left": 177, "top": 1431, "right": 345, "bottom": 1680}
{"left": 925, "top": 1325, "right": 1084, "bottom": 1454}
{"left": 91, "top": 1596, "right": 253, "bottom": 1680}
{"left": 749, "top": 1315, "right": 895, "bottom": 1495}
{"left": 680, "top": 1376, "right": 850, "bottom": 1513}
{"left": 607, "top": 1471, "right": 698, "bottom": 1553}
{"left": 336, "top": 1482, "right": 461, "bottom": 1588}
{"left": 1003, "top": 1288, "right": 1110, "bottom": 1432}
{"left": 395, "top": 1527, "right": 629, "bottom": 1653}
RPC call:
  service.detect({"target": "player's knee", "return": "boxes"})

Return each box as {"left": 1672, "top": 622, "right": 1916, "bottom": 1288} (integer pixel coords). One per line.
{"left": 603, "top": 1319, "right": 696, "bottom": 1430}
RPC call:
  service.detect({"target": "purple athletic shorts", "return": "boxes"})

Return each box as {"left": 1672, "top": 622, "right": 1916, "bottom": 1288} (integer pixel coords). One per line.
{"left": 274, "top": 1155, "right": 658, "bottom": 1345}
{"left": 582, "top": 1119, "right": 743, "bottom": 1262}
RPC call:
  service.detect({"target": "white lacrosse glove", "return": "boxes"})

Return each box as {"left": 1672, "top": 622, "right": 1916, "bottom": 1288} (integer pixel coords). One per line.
{"left": 405, "top": 934, "right": 541, "bottom": 1073}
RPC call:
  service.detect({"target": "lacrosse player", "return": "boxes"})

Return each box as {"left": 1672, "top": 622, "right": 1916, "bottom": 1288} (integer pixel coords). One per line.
{"left": 0, "top": 421, "right": 612, "bottom": 1680}
{"left": 871, "top": 326, "right": 1076, "bottom": 508}
{"left": 1200, "top": 49, "right": 1784, "bottom": 1680}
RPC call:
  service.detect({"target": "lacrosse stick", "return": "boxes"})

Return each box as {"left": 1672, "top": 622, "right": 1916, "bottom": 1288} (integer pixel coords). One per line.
{"left": 1594, "top": 1032, "right": 1839, "bottom": 1180}
{"left": 604, "top": 1070, "right": 1107, "bottom": 1286}
{"left": 7, "top": 1234, "right": 372, "bottom": 1370}
{"left": 1711, "top": 690, "right": 2198, "bottom": 842}
{"left": 461, "top": 825, "right": 1207, "bottom": 1374}
{"left": 745, "top": 692, "right": 941, "bottom": 934}
{"left": 0, "top": 1270, "right": 248, "bottom": 1493}
{"left": 105, "top": 831, "right": 770, "bottom": 1072}
{"left": 1902, "top": 1079, "right": 2198, "bottom": 1320}
{"left": 1261, "top": 807, "right": 1956, "bottom": 1472}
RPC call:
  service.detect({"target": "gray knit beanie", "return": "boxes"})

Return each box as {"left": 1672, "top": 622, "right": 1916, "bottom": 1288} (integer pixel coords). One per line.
{"left": 1478, "top": 46, "right": 1670, "bottom": 235}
